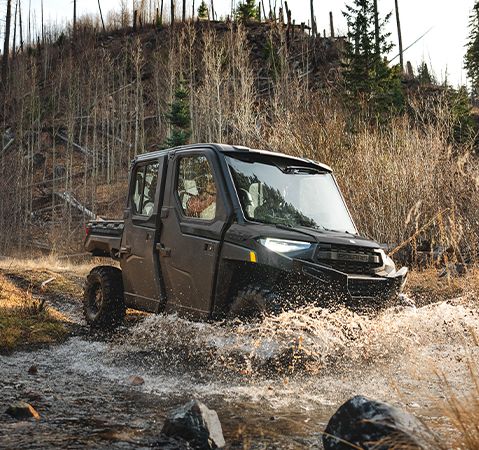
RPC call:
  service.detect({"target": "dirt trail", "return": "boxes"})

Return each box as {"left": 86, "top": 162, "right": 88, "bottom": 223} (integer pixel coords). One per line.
{"left": 1, "top": 267, "right": 478, "bottom": 449}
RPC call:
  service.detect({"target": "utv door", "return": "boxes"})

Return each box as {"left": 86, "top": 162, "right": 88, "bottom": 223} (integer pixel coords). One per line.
{"left": 158, "top": 149, "right": 231, "bottom": 317}
{"left": 120, "top": 158, "right": 167, "bottom": 312}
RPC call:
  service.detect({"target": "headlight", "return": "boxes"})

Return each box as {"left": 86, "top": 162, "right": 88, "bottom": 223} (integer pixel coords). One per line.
{"left": 259, "top": 238, "right": 312, "bottom": 253}
{"left": 377, "top": 249, "right": 396, "bottom": 275}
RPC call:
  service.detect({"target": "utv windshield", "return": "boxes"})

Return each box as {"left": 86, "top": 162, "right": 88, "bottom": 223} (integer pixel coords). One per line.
{"left": 225, "top": 154, "right": 357, "bottom": 234}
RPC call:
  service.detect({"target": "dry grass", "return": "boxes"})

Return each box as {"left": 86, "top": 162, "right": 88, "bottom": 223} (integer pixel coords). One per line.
{"left": 406, "top": 267, "right": 479, "bottom": 306}
{"left": 440, "top": 359, "right": 479, "bottom": 449}
{"left": 0, "top": 273, "right": 68, "bottom": 353}
{"left": 0, "top": 256, "right": 104, "bottom": 278}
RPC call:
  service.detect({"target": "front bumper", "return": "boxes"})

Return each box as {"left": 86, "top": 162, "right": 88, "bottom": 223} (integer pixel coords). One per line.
{"left": 293, "top": 259, "right": 408, "bottom": 307}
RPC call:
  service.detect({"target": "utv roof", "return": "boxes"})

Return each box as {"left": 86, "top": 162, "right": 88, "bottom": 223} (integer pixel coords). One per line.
{"left": 134, "top": 143, "right": 332, "bottom": 173}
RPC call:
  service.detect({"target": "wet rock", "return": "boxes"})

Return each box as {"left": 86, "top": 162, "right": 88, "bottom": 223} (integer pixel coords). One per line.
{"left": 28, "top": 365, "right": 38, "bottom": 375}
{"left": 6, "top": 402, "right": 40, "bottom": 420}
{"left": 128, "top": 375, "right": 145, "bottom": 386}
{"left": 323, "top": 396, "right": 431, "bottom": 450}
{"left": 162, "top": 399, "right": 225, "bottom": 449}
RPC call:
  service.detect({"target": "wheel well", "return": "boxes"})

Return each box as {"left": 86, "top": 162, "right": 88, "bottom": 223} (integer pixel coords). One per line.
{"left": 212, "top": 260, "right": 285, "bottom": 318}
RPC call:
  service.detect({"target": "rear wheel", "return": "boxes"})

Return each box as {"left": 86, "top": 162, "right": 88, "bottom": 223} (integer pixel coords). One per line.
{"left": 83, "top": 266, "right": 125, "bottom": 328}
{"left": 228, "top": 287, "right": 281, "bottom": 321}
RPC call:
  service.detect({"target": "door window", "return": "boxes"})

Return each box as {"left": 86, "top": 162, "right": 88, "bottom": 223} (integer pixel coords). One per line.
{"left": 131, "top": 162, "right": 159, "bottom": 217}
{"left": 177, "top": 155, "right": 217, "bottom": 220}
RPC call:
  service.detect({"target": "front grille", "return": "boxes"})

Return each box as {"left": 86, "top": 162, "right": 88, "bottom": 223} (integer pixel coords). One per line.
{"left": 315, "top": 244, "right": 383, "bottom": 275}
{"left": 348, "top": 277, "right": 389, "bottom": 298}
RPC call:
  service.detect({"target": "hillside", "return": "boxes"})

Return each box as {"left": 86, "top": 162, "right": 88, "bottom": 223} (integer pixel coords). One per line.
{"left": 0, "top": 20, "right": 344, "bottom": 254}
{"left": 0, "top": 18, "right": 477, "bottom": 265}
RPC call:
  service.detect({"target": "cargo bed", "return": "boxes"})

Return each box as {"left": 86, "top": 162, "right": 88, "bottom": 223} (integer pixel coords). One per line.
{"left": 85, "top": 220, "right": 124, "bottom": 258}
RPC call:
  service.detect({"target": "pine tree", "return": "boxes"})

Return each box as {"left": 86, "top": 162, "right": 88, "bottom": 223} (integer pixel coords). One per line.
{"left": 342, "top": 0, "right": 403, "bottom": 116}
{"left": 197, "top": 0, "right": 208, "bottom": 19}
{"left": 417, "top": 61, "right": 434, "bottom": 85}
{"left": 235, "top": 0, "right": 257, "bottom": 22}
{"left": 165, "top": 82, "right": 191, "bottom": 148}
{"left": 465, "top": 1, "right": 479, "bottom": 96}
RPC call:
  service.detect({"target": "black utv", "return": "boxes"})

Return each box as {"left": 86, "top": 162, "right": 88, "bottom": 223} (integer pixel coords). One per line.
{"left": 83, "top": 143, "right": 408, "bottom": 326}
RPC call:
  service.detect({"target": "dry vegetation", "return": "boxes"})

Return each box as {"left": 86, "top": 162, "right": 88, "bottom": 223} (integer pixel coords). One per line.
{"left": 0, "top": 17, "right": 478, "bottom": 266}
{"left": 440, "top": 360, "right": 479, "bottom": 450}
{"left": 406, "top": 267, "right": 479, "bottom": 305}
{"left": 0, "top": 272, "right": 68, "bottom": 353}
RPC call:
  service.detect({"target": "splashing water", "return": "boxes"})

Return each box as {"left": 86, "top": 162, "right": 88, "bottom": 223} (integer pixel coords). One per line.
{"left": 110, "top": 298, "right": 479, "bottom": 380}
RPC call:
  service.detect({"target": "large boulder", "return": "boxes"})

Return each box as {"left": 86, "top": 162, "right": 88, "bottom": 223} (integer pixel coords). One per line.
{"left": 162, "top": 400, "right": 225, "bottom": 449}
{"left": 323, "top": 396, "right": 431, "bottom": 450}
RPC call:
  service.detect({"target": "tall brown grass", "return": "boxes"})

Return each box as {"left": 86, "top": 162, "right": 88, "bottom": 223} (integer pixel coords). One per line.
{"left": 439, "top": 359, "right": 479, "bottom": 449}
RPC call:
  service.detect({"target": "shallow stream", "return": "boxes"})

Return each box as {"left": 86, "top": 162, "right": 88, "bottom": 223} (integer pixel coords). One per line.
{"left": 1, "top": 291, "right": 478, "bottom": 449}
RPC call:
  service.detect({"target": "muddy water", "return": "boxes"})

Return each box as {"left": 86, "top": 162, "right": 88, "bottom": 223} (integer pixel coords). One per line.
{"left": 1, "top": 295, "right": 479, "bottom": 449}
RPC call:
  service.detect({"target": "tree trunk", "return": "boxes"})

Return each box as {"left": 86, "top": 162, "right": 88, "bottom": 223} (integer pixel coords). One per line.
{"left": 182, "top": 0, "right": 186, "bottom": 21}
{"left": 28, "top": 0, "right": 31, "bottom": 45}
{"left": 160, "top": 0, "right": 164, "bottom": 23}
{"left": 2, "top": 0, "right": 13, "bottom": 86}
{"left": 73, "top": 0, "right": 77, "bottom": 36}
{"left": 329, "top": 11, "right": 334, "bottom": 38}
{"left": 171, "top": 0, "right": 175, "bottom": 23}
{"left": 309, "top": 0, "right": 316, "bottom": 37}
{"left": 41, "top": 0, "right": 44, "bottom": 43}
{"left": 373, "top": 0, "right": 380, "bottom": 55}
{"left": 261, "top": 0, "right": 267, "bottom": 21}
{"left": 210, "top": 0, "right": 215, "bottom": 20}
{"left": 13, "top": 0, "right": 18, "bottom": 60}
{"left": 19, "top": 0, "right": 23, "bottom": 51}
{"left": 98, "top": 0, "right": 106, "bottom": 32}
{"left": 394, "top": 0, "right": 404, "bottom": 71}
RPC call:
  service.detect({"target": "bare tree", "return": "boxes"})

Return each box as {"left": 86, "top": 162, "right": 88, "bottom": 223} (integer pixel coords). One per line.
{"left": 329, "top": 11, "right": 334, "bottom": 38}
{"left": 13, "top": 0, "right": 18, "bottom": 59}
{"left": 73, "top": 0, "right": 77, "bottom": 35}
{"left": 394, "top": 0, "right": 404, "bottom": 71}
{"left": 309, "top": 0, "right": 317, "bottom": 36}
{"left": 98, "top": 0, "right": 106, "bottom": 31}
{"left": 19, "top": 0, "right": 23, "bottom": 51}
{"left": 41, "top": 0, "right": 44, "bottom": 43}
{"left": 27, "top": 0, "right": 31, "bottom": 45}
{"left": 2, "top": 0, "right": 13, "bottom": 86}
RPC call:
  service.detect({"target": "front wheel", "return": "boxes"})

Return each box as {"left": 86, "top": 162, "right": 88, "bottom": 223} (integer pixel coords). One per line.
{"left": 83, "top": 266, "right": 125, "bottom": 328}
{"left": 228, "top": 287, "right": 281, "bottom": 321}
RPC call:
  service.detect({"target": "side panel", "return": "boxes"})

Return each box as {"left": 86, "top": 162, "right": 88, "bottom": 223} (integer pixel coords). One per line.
{"left": 158, "top": 149, "right": 232, "bottom": 318}
{"left": 120, "top": 157, "right": 167, "bottom": 312}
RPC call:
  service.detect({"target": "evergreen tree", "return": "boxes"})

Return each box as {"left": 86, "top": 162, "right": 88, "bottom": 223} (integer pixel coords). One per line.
{"left": 417, "top": 61, "right": 434, "bottom": 85}
{"left": 235, "top": 0, "right": 257, "bottom": 22}
{"left": 197, "top": 0, "right": 209, "bottom": 20}
{"left": 342, "top": 0, "right": 403, "bottom": 117}
{"left": 449, "top": 86, "right": 474, "bottom": 144}
{"left": 165, "top": 82, "right": 191, "bottom": 148}
{"left": 465, "top": 1, "right": 479, "bottom": 96}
